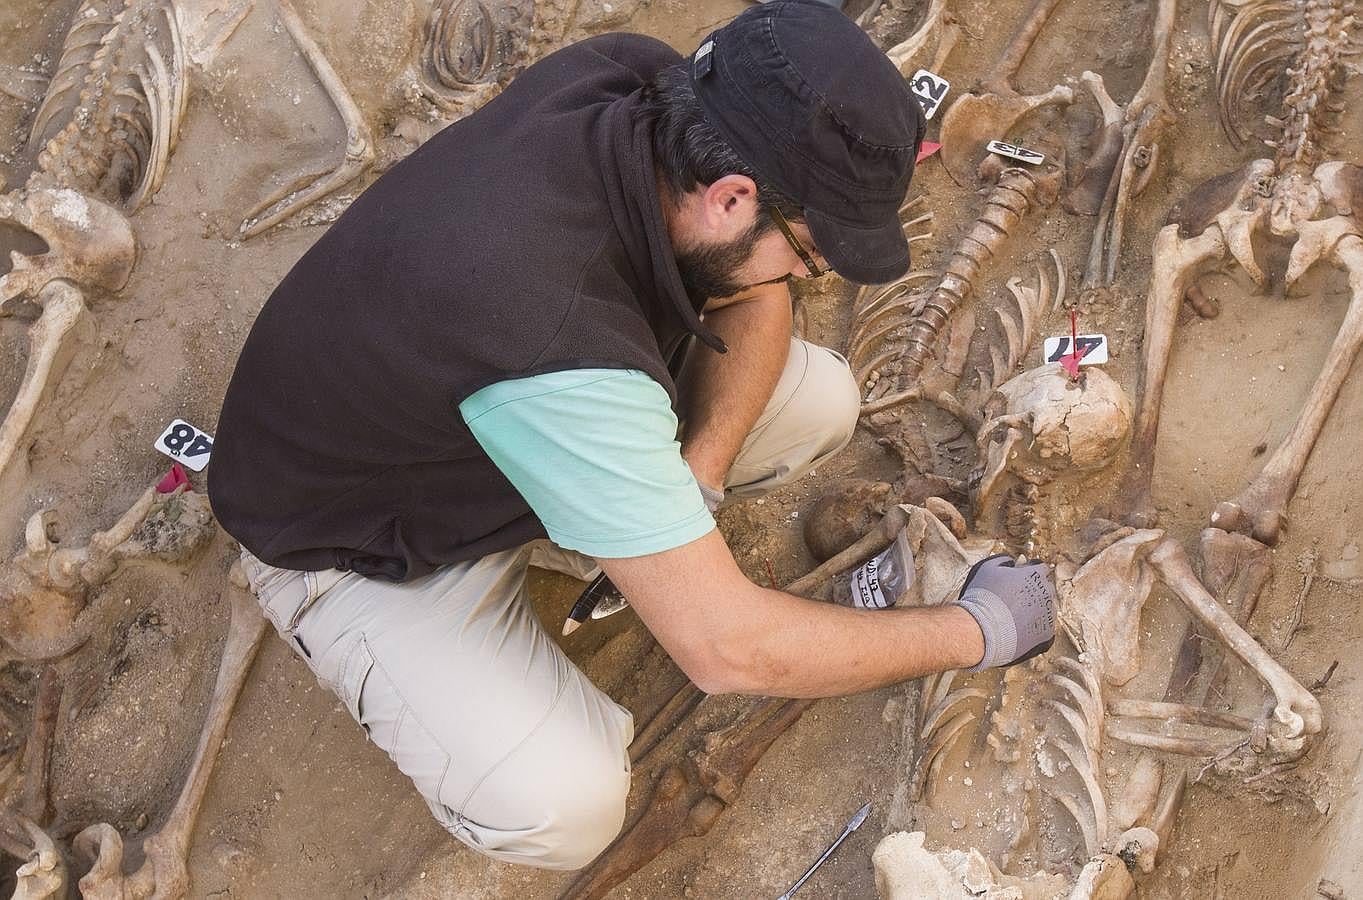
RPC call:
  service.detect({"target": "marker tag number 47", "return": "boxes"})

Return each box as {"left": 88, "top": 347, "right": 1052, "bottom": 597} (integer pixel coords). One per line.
{"left": 154, "top": 419, "right": 214, "bottom": 471}
{"left": 910, "top": 70, "right": 950, "bottom": 120}
{"left": 987, "top": 140, "right": 1045, "bottom": 165}
{"left": 1043, "top": 334, "right": 1110, "bottom": 366}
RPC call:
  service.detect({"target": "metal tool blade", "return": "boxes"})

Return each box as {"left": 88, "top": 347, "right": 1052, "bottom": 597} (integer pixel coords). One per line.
{"left": 776, "top": 801, "right": 872, "bottom": 900}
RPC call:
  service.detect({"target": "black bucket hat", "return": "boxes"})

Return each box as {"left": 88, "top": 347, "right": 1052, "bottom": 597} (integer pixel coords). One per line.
{"left": 688, "top": 0, "right": 926, "bottom": 284}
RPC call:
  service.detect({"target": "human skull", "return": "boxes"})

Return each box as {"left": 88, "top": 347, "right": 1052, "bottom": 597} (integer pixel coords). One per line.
{"left": 972, "top": 364, "right": 1132, "bottom": 544}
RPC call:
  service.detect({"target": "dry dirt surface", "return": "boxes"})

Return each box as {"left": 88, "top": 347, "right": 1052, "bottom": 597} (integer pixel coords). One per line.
{"left": 1, "top": 0, "right": 1361, "bottom": 898}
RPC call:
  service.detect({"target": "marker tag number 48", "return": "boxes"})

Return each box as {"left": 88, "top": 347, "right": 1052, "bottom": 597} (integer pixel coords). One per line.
{"left": 154, "top": 418, "right": 214, "bottom": 471}
{"left": 1043, "top": 334, "right": 1110, "bottom": 366}
{"left": 987, "top": 140, "right": 1045, "bottom": 165}
{"left": 910, "top": 70, "right": 950, "bottom": 120}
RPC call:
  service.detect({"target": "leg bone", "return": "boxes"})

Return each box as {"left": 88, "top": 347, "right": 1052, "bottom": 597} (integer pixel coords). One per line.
{"left": 1109, "top": 224, "right": 1227, "bottom": 527}
{"left": 1211, "top": 232, "right": 1363, "bottom": 544}
{"left": 1149, "top": 539, "right": 1322, "bottom": 754}
{"left": 239, "top": 0, "right": 374, "bottom": 237}
{"left": 76, "top": 574, "right": 267, "bottom": 900}
{"left": 0, "top": 281, "right": 90, "bottom": 511}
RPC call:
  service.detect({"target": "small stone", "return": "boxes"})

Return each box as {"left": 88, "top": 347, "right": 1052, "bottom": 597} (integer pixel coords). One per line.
{"left": 950, "top": 819, "right": 964, "bottom": 831}
{"left": 963, "top": 776, "right": 973, "bottom": 786}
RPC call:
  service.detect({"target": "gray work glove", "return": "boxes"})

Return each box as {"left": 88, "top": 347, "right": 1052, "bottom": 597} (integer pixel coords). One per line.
{"left": 952, "top": 554, "right": 1056, "bottom": 670}
{"left": 698, "top": 481, "right": 725, "bottom": 512}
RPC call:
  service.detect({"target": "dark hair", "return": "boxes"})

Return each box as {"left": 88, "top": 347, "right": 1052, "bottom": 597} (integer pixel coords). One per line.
{"left": 638, "top": 64, "right": 803, "bottom": 226}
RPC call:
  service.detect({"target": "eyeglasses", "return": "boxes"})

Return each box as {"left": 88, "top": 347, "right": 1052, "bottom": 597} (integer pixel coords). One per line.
{"left": 769, "top": 207, "right": 827, "bottom": 279}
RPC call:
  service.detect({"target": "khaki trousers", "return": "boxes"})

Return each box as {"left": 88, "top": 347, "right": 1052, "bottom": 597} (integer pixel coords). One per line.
{"left": 240, "top": 338, "right": 859, "bottom": 870}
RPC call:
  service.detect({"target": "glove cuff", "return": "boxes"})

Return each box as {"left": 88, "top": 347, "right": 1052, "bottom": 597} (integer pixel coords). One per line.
{"left": 698, "top": 481, "right": 725, "bottom": 512}
{"left": 953, "top": 588, "right": 1018, "bottom": 671}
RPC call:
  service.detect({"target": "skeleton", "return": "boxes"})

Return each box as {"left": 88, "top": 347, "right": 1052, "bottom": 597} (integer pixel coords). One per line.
{"left": 1113, "top": 0, "right": 1363, "bottom": 545}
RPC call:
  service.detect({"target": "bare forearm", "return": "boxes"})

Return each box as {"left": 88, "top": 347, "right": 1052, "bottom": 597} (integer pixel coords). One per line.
{"left": 709, "top": 586, "right": 985, "bottom": 698}
{"left": 679, "top": 285, "right": 792, "bottom": 488}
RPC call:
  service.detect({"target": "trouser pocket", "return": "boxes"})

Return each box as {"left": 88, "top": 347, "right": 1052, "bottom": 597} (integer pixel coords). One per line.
{"left": 335, "top": 636, "right": 454, "bottom": 820}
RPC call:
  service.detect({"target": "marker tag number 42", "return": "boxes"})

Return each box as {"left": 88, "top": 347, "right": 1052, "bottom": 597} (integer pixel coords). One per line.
{"left": 1043, "top": 334, "right": 1109, "bottom": 366}
{"left": 154, "top": 419, "right": 214, "bottom": 471}
{"left": 910, "top": 70, "right": 950, "bottom": 120}
{"left": 987, "top": 140, "right": 1045, "bottom": 165}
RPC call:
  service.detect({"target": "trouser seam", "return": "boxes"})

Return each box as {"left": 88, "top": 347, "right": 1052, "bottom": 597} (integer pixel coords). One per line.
{"left": 455, "top": 675, "right": 571, "bottom": 821}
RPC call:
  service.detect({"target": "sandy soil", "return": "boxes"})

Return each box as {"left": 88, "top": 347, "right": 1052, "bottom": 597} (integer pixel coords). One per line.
{"left": 2, "top": 0, "right": 1361, "bottom": 898}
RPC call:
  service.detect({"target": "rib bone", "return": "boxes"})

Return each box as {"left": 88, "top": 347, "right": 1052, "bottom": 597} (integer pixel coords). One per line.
{"left": 74, "top": 571, "right": 267, "bottom": 900}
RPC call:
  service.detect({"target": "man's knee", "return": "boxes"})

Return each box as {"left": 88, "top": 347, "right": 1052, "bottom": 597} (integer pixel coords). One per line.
{"left": 798, "top": 342, "right": 861, "bottom": 454}
{"left": 727, "top": 341, "right": 861, "bottom": 497}
{"left": 442, "top": 739, "right": 631, "bottom": 870}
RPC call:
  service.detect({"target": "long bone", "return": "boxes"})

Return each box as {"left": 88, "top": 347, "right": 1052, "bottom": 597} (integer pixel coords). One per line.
{"left": 1147, "top": 538, "right": 1322, "bottom": 756}
{"left": 1081, "top": 0, "right": 1178, "bottom": 288}
{"left": 1108, "top": 177, "right": 1250, "bottom": 527}
{"left": 1211, "top": 230, "right": 1363, "bottom": 544}
{"left": 239, "top": 0, "right": 375, "bottom": 237}
{"left": 1066, "top": 72, "right": 1125, "bottom": 216}
{"left": 937, "top": 0, "right": 1073, "bottom": 185}
{"left": 74, "top": 568, "right": 267, "bottom": 900}
{"left": 0, "top": 281, "right": 91, "bottom": 512}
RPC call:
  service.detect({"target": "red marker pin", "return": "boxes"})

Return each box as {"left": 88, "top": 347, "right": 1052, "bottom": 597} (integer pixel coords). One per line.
{"left": 916, "top": 140, "right": 941, "bottom": 163}
{"left": 1060, "top": 308, "right": 1082, "bottom": 380}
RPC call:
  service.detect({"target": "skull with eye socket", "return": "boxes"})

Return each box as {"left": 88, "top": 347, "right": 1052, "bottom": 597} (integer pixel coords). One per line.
{"left": 971, "top": 363, "right": 1133, "bottom": 552}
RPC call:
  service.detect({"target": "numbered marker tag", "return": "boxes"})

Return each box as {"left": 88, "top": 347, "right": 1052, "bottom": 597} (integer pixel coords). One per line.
{"left": 154, "top": 419, "right": 214, "bottom": 471}
{"left": 987, "top": 140, "right": 1045, "bottom": 165}
{"left": 1043, "top": 334, "right": 1110, "bottom": 366}
{"left": 910, "top": 69, "right": 950, "bottom": 120}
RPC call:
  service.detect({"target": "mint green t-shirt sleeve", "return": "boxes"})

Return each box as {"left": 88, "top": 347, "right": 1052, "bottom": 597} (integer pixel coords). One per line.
{"left": 459, "top": 369, "right": 716, "bottom": 558}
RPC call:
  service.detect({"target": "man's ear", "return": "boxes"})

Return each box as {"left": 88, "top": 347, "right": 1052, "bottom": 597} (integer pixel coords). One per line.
{"left": 697, "top": 174, "right": 759, "bottom": 238}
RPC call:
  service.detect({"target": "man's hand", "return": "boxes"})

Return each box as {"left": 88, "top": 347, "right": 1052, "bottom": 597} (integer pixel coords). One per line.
{"left": 951, "top": 555, "right": 1057, "bottom": 670}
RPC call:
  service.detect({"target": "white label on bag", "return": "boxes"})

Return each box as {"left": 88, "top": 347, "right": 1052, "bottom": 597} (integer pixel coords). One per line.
{"left": 1043, "top": 333, "right": 1110, "bottom": 366}
{"left": 987, "top": 140, "right": 1045, "bottom": 165}
{"left": 849, "top": 556, "right": 893, "bottom": 609}
{"left": 153, "top": 418, "right": 214, "bottom": 471}
{"left": 910, "top": 69, "right": 951, "bottom": 120}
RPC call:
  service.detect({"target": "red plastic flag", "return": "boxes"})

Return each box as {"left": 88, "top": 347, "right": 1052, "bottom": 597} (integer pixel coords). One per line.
{"left": 916, "top": 140, "right": 941, "bottom": 163}
{"left": 156, "top": 462, "right": 189, "bottom": 494}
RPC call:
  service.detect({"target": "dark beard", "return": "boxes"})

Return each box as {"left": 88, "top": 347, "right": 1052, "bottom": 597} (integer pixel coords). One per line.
{"left": 673, "top": 218, "right": 770, "bottom": 308}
